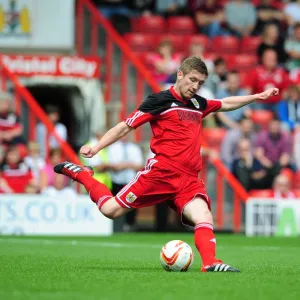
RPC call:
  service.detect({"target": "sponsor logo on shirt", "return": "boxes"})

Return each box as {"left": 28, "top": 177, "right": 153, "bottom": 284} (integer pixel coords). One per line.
{"left": 126, "top": 192, "right": 137, "bottom": 203}
{"left": 177, "top": 111, "right": 201, "bottom": 124}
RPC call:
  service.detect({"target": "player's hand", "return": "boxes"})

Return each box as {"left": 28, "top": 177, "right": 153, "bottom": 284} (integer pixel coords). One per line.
{"left": 80, "top": 145, "right": 95, "bottom": 158}
{"left": 257, "top": 88, "right": 279, "bottom": 100}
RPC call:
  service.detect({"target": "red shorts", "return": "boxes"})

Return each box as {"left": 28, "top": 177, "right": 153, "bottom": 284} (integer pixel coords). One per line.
{"left": 115, "top": 157, "right": 211, "bottom": 226}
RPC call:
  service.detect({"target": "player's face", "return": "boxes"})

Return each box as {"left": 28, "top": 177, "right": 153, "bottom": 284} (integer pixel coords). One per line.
{"left": 177, "top": 70, "right": 207, "bottom": 100}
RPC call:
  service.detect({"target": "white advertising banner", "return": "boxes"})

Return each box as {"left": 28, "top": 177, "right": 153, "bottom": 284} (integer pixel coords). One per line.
{"left": 246, "top": 198, "right": 300, "bottom": 237}
{"left": 0, "top": 195, "right": 113, "bottom": 236}
{"left": 0, "top": 0, "right": 74, "bottom": 49}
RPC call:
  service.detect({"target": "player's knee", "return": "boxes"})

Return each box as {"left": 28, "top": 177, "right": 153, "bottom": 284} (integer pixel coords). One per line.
{"left": 195, "top": 208, "right": 213, "bottom": 225}
{"left": 100, "top": 206, "right": 120, "bottom": 219}
{"left": 100, "top": 198, "right": 123, "bottom": 219}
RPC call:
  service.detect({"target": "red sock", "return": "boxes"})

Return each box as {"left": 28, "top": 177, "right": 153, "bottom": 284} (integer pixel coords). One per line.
{"left": 194, "top": 223, "right": 216, "bottom": 267}
{"left": 76, "top": 172, "right": 112, "bottom": 208}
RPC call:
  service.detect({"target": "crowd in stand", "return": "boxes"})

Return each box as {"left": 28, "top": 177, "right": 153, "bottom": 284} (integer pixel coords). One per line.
{"left": 93, "top": 0, "right": 300, "bottom": 198}
{"left": 0, "top": 2, "right": 299, "bottom": 208}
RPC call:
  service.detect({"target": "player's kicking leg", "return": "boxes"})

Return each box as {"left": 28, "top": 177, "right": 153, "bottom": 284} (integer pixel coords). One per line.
{"left": 183, "top": 197, "right": 240, "bottom": 273}
{"left": 54, "top": 161, "right": 130, "bottom": 219}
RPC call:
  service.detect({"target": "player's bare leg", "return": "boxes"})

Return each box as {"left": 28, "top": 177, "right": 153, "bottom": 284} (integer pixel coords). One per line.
{"left": 183, "top": 197, "right": 240, "bottom": 272}
{"left": 53, "top": 161, "right": 130, "bottom": 219}
{"left": 100, "top": 197, "right": 131, "bottom": 219}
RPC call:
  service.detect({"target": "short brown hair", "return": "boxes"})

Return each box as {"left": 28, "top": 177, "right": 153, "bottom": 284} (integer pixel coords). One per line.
{"left": 179, "top": 56, "right": 208, "bottom": 76}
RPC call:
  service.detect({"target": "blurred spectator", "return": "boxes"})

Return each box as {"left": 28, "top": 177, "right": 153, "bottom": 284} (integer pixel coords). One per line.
{"left": 284, "top": 0, "right": 300, "bottom": 28}
{"left": 24, "top": 183, "right": 40, "bottom": 194}
{"left": 0, "top": 144, "right": 5, "bottom": 165}
{"left": 36, "top": 105, "right": 67, "bottom": 158}
{"left": 93, "top": 0, "right": 133, "bottom": 18}
{"left": 204, "top": 57, "right": 228, "bottom": 95}
{"left": 0, "top": 146, "right": 35, "bottom": 193}
{"left": 277, "top": 85, "right": 300, "bottom": 131}
{"left": 254, "top": 118, "right": 293, "bottom": 170}
{"left": 252, "top": 0, "right": 285, "bottom": 36}
{"left": 0, "top": 176, "right": 13, "bottom": 193}
{"left": 187, "top": 0, "right": 204, "bottom": 12}
{"left": 232, "top": 138, "right": 277, "bottom": 190}
{"left": 80, "top": 131, "right": 113, "bottom": 190}
{"left": 294, "top": 129, "right": 300, "bottom": 170}
{"left": 92, "top": 135, "right": 144, "bottom": 231}
{"left": 221, "top": 118, "right": 255, "bottom": 168}
{"left": 42, "top": 173, "right": 77, "bottom": 198}
{"left": 155, "top": 0, "right": 187, "bottom": 17}
{"left": 109, "top": 136, "right": 144, "bottom": 231}
{"left": 0, "top": 92, "right": 24, "bottom": 146}
{"left": 257, "top": 23, "right": 287, "bottom": 64}
{"left": 188, "top": 42, "right": 214, "bottom": 72}
{"left": 196, "top": 86, "right": 215, "bottom": 99}
{"left": 284, "top": 22, "right": 300, "bottom": 71}
{"left": 40, "top": 148, "right": 68, "bottom": 191}
{"left": 271, "top": 174, "right": 296, "bottom": 199}
{"left": 194, "top": 0, "right": 227, "bottom": 38}
{"left": 197, "top": 86, "right": 217, "bottom": 128}
{"left": 150, "top": 40, "right": 182, "bottom": 85}
{"left": 24, "top": 142, "right": 46, "bottom": 182}
{"left": 224, "top": 0, "right": 256, "bottom": 38}
{"left": 216, "top": 71, "right": 251, "bottom": 129}
{"left": 128, "top": 0, "right": 155, "bottom": 15}
{"left": 246, "top": 48, "right": 290, "bottom": 110}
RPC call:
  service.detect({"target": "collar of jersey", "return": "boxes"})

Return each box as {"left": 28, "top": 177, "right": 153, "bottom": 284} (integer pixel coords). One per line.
{"left": 169, "top": 86, "right": 188, "bottom": 104}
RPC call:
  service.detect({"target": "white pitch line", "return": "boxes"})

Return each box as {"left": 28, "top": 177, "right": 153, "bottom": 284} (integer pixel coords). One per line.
{"left": 0, "top": 238, "right": 162, "bottom": 249}
{"left": 0, "top": 238, "right": 298, "bottom": 251}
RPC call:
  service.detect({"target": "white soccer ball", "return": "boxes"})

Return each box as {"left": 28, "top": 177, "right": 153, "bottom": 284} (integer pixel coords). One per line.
{"left": 160, "top": 240, "right": 194, "bottom": 272}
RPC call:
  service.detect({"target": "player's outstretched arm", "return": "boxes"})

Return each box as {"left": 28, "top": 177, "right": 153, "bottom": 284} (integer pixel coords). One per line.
{"left": 218, "top": 87, "right": 279, "bottom": 112}
{"left": 80, "top": 122, "right": 133, "bottom": 158}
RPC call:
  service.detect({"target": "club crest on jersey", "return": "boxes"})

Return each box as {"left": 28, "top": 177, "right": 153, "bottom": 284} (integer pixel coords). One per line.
{"left": 191, "top": 98, "right": 200, "bottom": 109}
{"left": 126, "top": 192, "right": 137, "bottom": 203}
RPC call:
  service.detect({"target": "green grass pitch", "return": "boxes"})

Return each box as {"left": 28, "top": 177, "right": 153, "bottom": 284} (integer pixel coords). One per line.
{"left": 1, "top": 234, "right": 299, "bottom": 300}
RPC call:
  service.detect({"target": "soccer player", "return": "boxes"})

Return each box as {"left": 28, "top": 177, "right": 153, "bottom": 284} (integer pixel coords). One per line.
{"left": 54, "top": 56, "right": 278, "bottom": 272}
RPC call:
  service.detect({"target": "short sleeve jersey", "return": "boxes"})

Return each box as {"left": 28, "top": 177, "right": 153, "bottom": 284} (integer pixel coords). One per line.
{"left": 124, "top": 86, "right": 222, "bottom": 173}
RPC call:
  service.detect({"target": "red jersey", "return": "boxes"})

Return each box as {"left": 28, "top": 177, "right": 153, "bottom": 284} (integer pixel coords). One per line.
{"left": 0, "top": 112, "right": 22, "bottom": 132}
{"left": 1, "top": 162, "right": 33, "bottom": 193}
{"left": 246, "top": 66, "right": 290, "bottom": 104}
{"left": 124, "top": 86, "right": 222, "bottom": 174}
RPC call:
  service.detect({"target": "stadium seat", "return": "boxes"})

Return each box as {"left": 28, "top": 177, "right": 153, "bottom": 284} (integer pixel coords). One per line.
{"left": 132, "top": 16, "right": 166, "bottom": 34}
{"left": 137, "top": 52, "right": 156, "bottom": 68}
{"left": 240, "top": 36, "right": 262, "bottom": 54}
{"left": 248, "top": 189, "right": 273, "bottom": 198}
{"left": 124, "top": 33, "right": 157, "bottom": 52}
{"left": 185, "top": 34, "right": 210, "bottom": 51}
{"left": 157, "top": 35, "right": 185, "bottom": 52}
{"left": 226, "top": 54, "right": 258, "bottom": 71}
{"left": 202, "top": 128, "right": 227, "bottom": 151}
{"left": 250, "top": 110, "right": 273, "bottom": 129}
{"left": 293, "top": 171, "right": 300, "bottom": 189}
{"left": 167, "top": 16, "right": 196, "bottom": 35}
{"left": 211, "top": 36, "right": 239, "bottom": 54}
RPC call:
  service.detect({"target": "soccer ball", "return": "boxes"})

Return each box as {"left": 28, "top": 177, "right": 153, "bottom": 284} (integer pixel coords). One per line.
{"left": 160, "top": 240, "right": 194, "bottom": 272}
